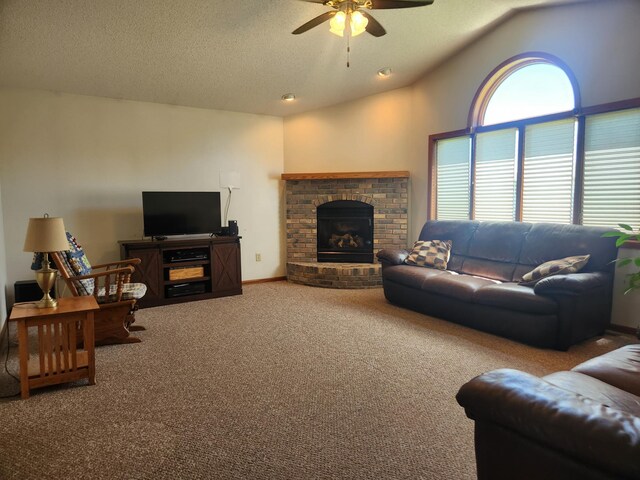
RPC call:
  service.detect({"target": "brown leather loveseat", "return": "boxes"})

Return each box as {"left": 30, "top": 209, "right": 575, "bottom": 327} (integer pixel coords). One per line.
{"left": 456, "top": 344, "right": 640, "bottom": 479}
{"left": 376, "top": 220, "right": 618, "bottom": 350}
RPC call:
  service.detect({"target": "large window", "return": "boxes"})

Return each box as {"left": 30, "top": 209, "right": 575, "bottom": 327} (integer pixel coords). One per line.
{"left": 431, "top": 53, "right": 640, "bottom": 229}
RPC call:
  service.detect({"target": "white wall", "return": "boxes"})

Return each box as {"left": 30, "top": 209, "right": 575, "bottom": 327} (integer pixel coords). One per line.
{"left": 284, "top": 0, "right": 640, "bottom": 328}
{"left": 611, "top": 247, "right": 640, "bottom": 333}
{"left": 0, "top": 89, "right": 285, "bottom": 304}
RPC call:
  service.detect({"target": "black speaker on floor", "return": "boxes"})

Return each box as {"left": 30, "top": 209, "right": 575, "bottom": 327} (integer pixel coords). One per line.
{"left": 14, "top": 280, "right": 55, "bottom": 303}
{"left": 228, "top": 220, "right": 238, "bottom": 236}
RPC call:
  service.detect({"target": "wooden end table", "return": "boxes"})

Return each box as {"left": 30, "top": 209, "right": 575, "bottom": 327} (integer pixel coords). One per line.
{"left": 9, "top": 296, "right": 100, "bottom": 399}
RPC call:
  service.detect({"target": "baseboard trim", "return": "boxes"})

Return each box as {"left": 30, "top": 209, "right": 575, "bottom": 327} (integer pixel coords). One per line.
{"left": 242, "top": 276, "right": 287, "bottom": 286}
{"left": 608, "top": 323, "right": 638, "bottom": 336}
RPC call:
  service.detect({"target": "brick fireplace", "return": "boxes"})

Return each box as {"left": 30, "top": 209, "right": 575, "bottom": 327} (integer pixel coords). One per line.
{"left": 282, "top": 171, "right": 409, "bottom": 288}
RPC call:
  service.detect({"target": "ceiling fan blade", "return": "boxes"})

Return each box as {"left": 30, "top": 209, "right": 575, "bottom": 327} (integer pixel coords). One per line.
{"left": 370, "top": 0, "right": 434, "bottom": 9}
{"left": 361, "top": 12, "right": 386, "bottom": 37}
{"left": 292, "top": 11, "right": 337, "bottom": 35}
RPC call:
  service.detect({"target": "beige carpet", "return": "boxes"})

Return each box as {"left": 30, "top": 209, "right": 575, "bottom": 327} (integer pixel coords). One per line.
{"left": 0, "top": 281, "right": 635, "bottom": 479}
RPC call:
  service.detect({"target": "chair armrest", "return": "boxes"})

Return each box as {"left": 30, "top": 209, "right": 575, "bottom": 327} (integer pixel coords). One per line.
{"left": 376, "top": 249, "right": 410, "bottom": 266}
{"left": 91, "top": 258, "right": 141, "bottom": 270}
{"left": 456, "top": 369, "right": 640, "bottom": 479}
{"left": 533, "top": 272, "right": 611, "bottom": 296}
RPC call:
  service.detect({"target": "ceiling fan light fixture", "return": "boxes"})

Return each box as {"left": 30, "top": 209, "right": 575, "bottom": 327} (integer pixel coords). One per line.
{"left": 281, "top": 93, "right": 296, "bottom": 102}
{"left": 350, "top": 10, "right": 368, "bottom": 37}
{"left": 329, "top": 11, "right": 347, "bottom": 37}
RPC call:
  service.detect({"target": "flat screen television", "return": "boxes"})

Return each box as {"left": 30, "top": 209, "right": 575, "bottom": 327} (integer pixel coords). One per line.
{"left": 142, "top": 191, "right": 222, "bottom": 238}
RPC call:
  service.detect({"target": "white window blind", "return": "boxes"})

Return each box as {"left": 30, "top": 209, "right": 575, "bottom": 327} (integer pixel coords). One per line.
{"left": 522, "top": 119, "right": 576, "bottom": 224}
{"left": 474, "top": 129, "right": 517, "bottom": 221}
{"left": 583, "top": 108, "right": 640, "bottom": 229}
{"left": 436, "top": 136, "right": 471, "bottom": 220}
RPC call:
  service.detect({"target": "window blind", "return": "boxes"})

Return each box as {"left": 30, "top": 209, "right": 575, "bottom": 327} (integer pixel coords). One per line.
{"left": 436, "top": 136, "right": 471, "bottom": 220}
{"left": 522, "top": 119, "right": 576, "bottom": 224}
{"left": 583, "top": 108, "right": 640, "bottom": 229}
{"left": 474, "top": 129, "right": 517, "bottom": 221}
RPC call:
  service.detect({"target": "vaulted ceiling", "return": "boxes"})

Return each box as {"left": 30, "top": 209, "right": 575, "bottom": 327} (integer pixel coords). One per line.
{"left": 0, "top": 0, "right": 588, "bottom": 117}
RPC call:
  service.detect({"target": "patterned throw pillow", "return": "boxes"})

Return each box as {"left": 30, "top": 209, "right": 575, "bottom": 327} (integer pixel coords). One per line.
{"left": 519, "top": 254, "right": 590, "bottom": 287}
{"left": 63, "top": 232, "right": 95, "bottom": 295}
{"left": 404, "top": 240, "right": 452, "bottom": 270}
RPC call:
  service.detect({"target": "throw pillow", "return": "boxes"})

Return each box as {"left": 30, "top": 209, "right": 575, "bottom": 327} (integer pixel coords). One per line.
{"left": 64, "top": 232, "right": 95, "bottom": 295}
{"left": 404, "top": 240, "right": 452, "bottom": 270}
{"left": 519, "top": 254, "right": 590, "bottom": 286}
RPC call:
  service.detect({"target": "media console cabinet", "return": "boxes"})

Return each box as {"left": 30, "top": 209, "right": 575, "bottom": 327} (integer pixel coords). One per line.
{"left": 119, "top": 236, "right": 242, "bottom": 308}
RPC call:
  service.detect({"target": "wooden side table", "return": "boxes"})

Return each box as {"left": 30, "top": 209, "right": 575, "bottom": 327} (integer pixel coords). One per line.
{"left": 9, "top": 296, "right": 99, "bottom": 399}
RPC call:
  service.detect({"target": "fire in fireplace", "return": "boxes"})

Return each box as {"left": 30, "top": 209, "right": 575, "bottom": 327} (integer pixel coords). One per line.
{"left": 317, "top": 200, "right": 374, "bottom": 263}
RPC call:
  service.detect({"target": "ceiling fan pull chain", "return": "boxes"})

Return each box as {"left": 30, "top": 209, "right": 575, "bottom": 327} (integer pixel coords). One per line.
{"left": 347, "top": 35, "right": 351, "bottom": 68}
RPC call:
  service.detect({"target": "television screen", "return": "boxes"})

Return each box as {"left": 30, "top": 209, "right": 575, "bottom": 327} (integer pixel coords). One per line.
{"left": 142, "top": 191, "right": 222, "bottom": 237}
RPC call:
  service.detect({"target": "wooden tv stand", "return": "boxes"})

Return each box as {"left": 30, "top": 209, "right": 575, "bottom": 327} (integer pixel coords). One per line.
{"left": 119, "top": 236, "right": 242, "bottom": 308}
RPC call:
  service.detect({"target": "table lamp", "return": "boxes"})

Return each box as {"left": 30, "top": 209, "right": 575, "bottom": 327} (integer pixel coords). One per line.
{"left": 23, "top": 214, "right": 69, "bottom": 308}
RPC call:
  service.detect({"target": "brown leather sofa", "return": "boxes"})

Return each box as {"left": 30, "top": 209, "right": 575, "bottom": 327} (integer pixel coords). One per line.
{"left": 376, "top": 220, "right": 618, "bottom": 350}
{"left": 456, "top": 344, "right": 640, "bottom": 479}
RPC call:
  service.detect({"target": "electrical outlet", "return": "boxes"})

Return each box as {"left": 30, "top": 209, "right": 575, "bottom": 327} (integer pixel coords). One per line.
{"left": 255, "top": 253, "right": 262, "bottom": 262}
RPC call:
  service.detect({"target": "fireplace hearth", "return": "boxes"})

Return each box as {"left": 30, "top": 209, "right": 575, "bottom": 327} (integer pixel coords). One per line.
{"left": 317, "top": 200, "right": 373, "bottom": 263}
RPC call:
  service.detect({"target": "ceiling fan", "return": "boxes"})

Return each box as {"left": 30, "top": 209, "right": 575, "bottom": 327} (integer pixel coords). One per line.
{"left": 292, "top": 0, "right": 435, "bottom": 38}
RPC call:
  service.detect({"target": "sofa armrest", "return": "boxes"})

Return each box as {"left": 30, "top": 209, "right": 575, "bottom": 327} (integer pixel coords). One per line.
{"left": 376, "top": 248, "right": 410, "bottom": 266}
{"left": 456, "top": 369, "right": 640, "bottom": 479}
{"left": 533, "top": 272, "right": 611, "bottom": 296}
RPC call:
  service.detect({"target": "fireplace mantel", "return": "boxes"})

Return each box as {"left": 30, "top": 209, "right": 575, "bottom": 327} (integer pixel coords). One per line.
{"left": 281, "top": 171, "right": 410, "bottom": 180}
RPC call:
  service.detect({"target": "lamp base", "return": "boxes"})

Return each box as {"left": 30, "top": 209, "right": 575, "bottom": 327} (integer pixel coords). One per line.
{"left": 35, "top": 253, "right": 59, "bottom": 309}
{"left": 37, "top": 293, "right": 58, "bottom": 309}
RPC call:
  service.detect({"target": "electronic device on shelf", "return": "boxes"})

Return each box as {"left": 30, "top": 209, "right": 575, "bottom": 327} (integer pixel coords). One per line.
{"left": 166, "top": 282, "right": 207, "bottom": 298}
{"left": 168, "top": 250, "right": 208, "bottom": 263}
{"left": 142, "top": 191, "right": 222, "bottom": 238}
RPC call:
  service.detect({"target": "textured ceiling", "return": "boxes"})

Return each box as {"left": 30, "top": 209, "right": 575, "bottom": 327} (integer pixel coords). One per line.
{"left": 0, "top": 0, "right": 586, "bottom": 117}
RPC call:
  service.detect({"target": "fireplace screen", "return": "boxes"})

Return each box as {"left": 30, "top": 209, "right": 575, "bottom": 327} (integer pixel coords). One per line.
{"left": 317, "top": 200, "right": 374, "bottom": 263}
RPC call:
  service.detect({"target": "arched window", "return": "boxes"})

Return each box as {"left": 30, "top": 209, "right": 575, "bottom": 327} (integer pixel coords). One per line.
{"left": 431, "top": 53, "right": 640, "bottom": 229}
{"left": 469, "top": 53, "right": 579, "bottom": 128}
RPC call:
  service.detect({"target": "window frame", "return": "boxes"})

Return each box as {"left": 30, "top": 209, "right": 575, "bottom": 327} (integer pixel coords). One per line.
{"left": 468, "top": 52, "right": 581, "bottom": 129}
{"left": 428, "top": 97, "right": 640, "bottom": 223}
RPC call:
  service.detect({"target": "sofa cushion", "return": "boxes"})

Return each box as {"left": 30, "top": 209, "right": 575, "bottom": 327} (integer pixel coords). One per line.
{"left": 419, "top": 220, "right": 480, "bottom": 272}
{"left": 519, "top": 254, "right": 590, "bottom": 286}
{"left": 543, "top": 371, "right": 640, "bottom": 417}
{"left": 96, "top": 282, "right": 147, "bottom": 303}
{"left": 381, "top": 264, "right": 446, "bottom": 289}
{"left": 572, "top": 344, "right": 640, "bottom": 397}
{"left": 459, "top": 258, "right": 517, "bottom": 283}
{"left": 421, "top": 273, "right": 499, "bottom": 302}
{"left": 474, "top": 283, "right": 557, "bottom": 315}
{"left": 467, "top": 221, "right": 531, "bottom": 263}
{"left": 518, "top": 223, "right": 617, "bottom": 273}
{"left": 419, "top": 220, "right": 478, "bottom": 256}
{"left": 404, "top": 240, "right": 452, "bottom": 270}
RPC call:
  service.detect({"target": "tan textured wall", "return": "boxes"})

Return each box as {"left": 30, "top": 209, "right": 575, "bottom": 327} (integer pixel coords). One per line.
{"left": 0, "top": 89, "right": 285, "bottom": 302}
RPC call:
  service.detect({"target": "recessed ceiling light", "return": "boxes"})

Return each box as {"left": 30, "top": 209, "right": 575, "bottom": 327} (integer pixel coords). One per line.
{"left": 281, "top": 93, "right": 296, "bottom": 102}
{"left": 377, "top": 67, "right": 392, "bottom": 78}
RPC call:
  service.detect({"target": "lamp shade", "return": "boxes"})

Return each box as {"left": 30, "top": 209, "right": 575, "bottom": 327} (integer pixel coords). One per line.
{"left": 23, "top": 216, "right": 69, "bottom": 252}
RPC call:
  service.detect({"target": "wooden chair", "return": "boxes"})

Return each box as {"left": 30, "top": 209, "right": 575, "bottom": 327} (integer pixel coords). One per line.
{"left": 49, "top": 233, "right": 147, "bottom": 346}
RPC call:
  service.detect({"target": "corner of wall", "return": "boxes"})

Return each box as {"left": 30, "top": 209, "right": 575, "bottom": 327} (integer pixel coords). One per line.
{"left": 0, "top": 176, "right": 8, "bottom": 329}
